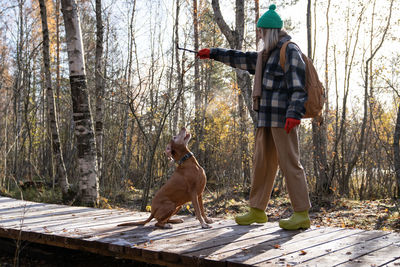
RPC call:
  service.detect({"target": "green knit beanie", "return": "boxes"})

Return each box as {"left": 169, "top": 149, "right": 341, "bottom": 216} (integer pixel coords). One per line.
{"left": 257, "top": 4, "right": 283, "bottom": 29}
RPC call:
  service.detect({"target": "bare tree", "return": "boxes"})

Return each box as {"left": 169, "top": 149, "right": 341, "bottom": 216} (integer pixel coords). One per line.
{"left": 308, "top": 0, "right": 330, "bottom": 201}
{"left": 394, "top": 97, "right": 400, "bottom": 199}
{"left": 211, "top": 0, "right": 252, "bottom": 184}
{"left": 193, "top": 0, "right": 201, "bottom": 156}
{"left": 38, "top": 0, "right": 69, "bottom": 198}
{"left": 342, "top": 0, "right": 393, "bottom": 196}
{"left": 95, "top": 0, "right": 104, "bottom": 186}
{"left": 211, "top": 0, "right": 256, "bottom": 125}
{"left": 61, "top": 0, "right": 99, "bottom": 206}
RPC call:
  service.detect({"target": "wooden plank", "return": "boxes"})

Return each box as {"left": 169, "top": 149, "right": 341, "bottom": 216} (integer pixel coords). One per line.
{"left": 113, "top": 218, "right": 248, "bottom": 264}
{"left": 213, "top": 227, "right": 366, "bottom": 266}
{"left": 276, "top": 230, "right": 393, "bottom": 266}
{"left": 1, "top": 196, "right": 400, "bottom": 267}
{"left": 386, "top": 257, "right": 400, "bottom": 267}
{"left": 333, "top": 238, "right": 400, "bottom": 266}
{"left": 202, "top": 227, "right": 344, "bottom": 266}
{"left": 300, "top": 231, "right": 400, "bottom": 266}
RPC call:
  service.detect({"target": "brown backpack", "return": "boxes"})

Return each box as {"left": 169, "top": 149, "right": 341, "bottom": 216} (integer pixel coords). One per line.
{"left": 279, "top": 41, "right": 325, "bottom": 119}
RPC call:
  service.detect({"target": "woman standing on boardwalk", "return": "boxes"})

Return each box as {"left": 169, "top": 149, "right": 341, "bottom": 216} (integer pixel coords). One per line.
{"left": 197, "top": 4, "right": 311, "bottom": 230}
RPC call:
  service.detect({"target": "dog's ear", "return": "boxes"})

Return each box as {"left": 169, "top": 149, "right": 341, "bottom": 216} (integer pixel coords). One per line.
{"left": 165, "top": 143, "right": 173, "bottom": 161}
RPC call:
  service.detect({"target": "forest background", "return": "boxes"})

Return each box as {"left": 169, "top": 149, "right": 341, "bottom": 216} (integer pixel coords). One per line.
{"left": 0, "top": 0, "right": 399, "bottom": 231}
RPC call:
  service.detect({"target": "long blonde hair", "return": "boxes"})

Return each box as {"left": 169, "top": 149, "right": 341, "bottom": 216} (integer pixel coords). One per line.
{"left": 258, "top": 28, "right": 287, "bottom": 54}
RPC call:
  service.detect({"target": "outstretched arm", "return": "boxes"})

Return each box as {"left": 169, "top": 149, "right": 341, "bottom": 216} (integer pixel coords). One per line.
{"left": 198, "top": 48, "right": 258, "bottom": 74}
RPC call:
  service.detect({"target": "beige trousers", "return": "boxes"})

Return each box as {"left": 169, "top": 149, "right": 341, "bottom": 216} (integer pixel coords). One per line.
{"left": 249, "top": 127, "right": 311, "bottom": 212}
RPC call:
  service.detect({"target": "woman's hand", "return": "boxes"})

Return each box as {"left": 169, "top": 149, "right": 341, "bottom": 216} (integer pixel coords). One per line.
{"left": 197, "top": 48, "right": 210, "bottom": 59}
{"left": 284, "top": 118, "right": 300, "bottom": 134}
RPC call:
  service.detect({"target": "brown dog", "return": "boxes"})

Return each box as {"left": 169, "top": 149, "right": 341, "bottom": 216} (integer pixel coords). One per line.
{"left": 118, "top": 127, "right": 213, "bottom": 229}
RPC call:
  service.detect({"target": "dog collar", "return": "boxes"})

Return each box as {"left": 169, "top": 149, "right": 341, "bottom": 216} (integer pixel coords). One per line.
{"left": 177, "top": 152, "right": 193, "bottom": 165}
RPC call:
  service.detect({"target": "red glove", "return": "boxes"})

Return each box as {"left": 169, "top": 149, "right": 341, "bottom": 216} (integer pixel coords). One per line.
{"left": 197, "top": 48, "right": 210, "bottom": 59}
{"left": 284, "top": 118, "right": 300, "bottom": 134}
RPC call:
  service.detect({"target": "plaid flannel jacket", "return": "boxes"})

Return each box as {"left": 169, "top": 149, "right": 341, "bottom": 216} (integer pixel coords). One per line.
{"left": 210, "top": 35, "right": 307, "bottom": 128}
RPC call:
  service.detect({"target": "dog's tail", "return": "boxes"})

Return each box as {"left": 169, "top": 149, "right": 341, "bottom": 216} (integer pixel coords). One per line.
{"left": 117, "top": 214, "right": 154, "bottom": 227}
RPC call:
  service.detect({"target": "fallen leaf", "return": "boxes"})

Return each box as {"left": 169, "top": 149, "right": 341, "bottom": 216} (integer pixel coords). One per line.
{"left": 300, "top": 250, "right": 307, "bottom": 255}
{"left": 273, "top": 244, "right": 281, "bottom": 249}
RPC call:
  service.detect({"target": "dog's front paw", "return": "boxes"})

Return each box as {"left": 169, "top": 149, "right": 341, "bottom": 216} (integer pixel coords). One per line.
{"left": 201, "top": 223, "right": 212, "bottom": 229}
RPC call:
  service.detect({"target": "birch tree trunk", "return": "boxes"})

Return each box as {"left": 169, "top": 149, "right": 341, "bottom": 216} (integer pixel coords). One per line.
{"left": 61, "top": 0, "right": 99, "bottom": 206}
{"left": 95, "top": 0, "right": 104, "bottom": 185}
{"left": 39, "top": 0, "right": 69, "bottom": 198}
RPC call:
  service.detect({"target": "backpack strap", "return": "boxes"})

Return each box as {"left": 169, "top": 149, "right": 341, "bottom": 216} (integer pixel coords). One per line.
{"left": 279, "top": 41, "right": 291, "bottom": 71}
{"left": 279, "top": 41, "right": 301, "bottom": 71}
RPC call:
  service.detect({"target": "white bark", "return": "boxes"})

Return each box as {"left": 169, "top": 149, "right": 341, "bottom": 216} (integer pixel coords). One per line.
{"left": 61, "top": 0, "right": 99, "bottom": 206}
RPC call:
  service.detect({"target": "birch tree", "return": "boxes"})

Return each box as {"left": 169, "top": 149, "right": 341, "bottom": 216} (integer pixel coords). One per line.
{"left": 61, "top": 0, "right": 99, "bottom": 206}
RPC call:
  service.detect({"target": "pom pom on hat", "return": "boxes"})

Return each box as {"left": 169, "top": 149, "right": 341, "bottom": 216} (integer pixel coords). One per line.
{"left": 257, "top": 4, "right": 283, "bottom": 29}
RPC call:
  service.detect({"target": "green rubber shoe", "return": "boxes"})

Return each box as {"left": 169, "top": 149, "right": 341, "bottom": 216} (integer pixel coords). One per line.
{"left": 235, "top": 207, "right": 268, "bottom": 225}
{"left": 279, "top": 210, "right": 311, "bottom": 230}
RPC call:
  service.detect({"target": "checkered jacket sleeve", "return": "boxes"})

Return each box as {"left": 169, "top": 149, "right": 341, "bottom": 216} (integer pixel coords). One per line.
{"left": 284, "top": 44, "right": 307, "bottom": 119}
{"left": 209, "top": 48, "right": 258, "bottom": 74}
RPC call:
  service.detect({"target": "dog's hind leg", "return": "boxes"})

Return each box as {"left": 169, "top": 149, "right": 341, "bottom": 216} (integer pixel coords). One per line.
{"left": 167, "top": 206, "right": 184, "bottom": 224}
{"left": 154, "top": 202, "right": 176, "bottom": 229}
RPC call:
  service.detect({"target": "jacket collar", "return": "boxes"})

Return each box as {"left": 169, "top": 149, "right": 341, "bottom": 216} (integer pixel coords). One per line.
{"left": 276, "top": 34, "right": 292, "bottom": 49}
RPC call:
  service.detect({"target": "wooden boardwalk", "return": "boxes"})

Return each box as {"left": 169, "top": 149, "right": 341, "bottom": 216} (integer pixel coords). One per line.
{"left": 0, "top": 196, "right": 399, "bottom": 266}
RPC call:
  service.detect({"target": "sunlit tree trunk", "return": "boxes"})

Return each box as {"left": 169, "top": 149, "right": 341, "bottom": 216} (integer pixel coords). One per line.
{"left": 39, "top": 0, "right": 70, "bottom": 198}
{"left": 61, "top": 0, "right": 99, "bottom": 206}
{"left": 174, "top": 0, "right": 183, "bottom": 133}
{"left": 193, "top": 0, "right": 202, "bottom": 158}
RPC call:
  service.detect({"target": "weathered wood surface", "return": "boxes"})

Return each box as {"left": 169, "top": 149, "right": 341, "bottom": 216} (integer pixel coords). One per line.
{"left": 0, "top": 196, "right": 399, "bottom": 266}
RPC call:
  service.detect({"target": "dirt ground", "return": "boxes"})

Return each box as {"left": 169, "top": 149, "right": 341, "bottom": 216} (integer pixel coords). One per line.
{"left": 202, "top": 195, "right": 400, "bottom": 232}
